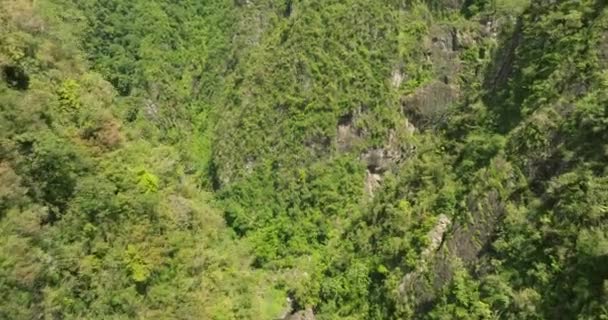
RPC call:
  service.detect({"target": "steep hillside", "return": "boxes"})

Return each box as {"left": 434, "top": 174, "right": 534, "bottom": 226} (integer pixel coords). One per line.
{"left": 1, "top": 0, "right": 608, "bottom": 319}
{"left": 0, "top": 1, "right": 281, "bottom": 318}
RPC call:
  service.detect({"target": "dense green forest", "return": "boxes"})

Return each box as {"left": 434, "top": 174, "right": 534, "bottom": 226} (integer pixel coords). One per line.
{"left": 2, "top": 0, "right": 608, "bottom": 318}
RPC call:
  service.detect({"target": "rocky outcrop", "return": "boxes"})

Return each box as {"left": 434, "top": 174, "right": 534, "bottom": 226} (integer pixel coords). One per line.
{"left": 399, "top": 23, "right": 469, "bottom": 130}
{"left": 361, "top": 148, "right": 393, "bottom": 174}
{"left": 335, "top": 109, "right": 413, "bottom": 195}
{"left": 398, "top": 214, "right": 451, "bottom": 298}
{"left": 422, "top": 214, "right": 451, "bottom": 257}
{"left": 360, "top": 148, "right": 390, "bottom": 196}
{"left": 364, "top": 170, "right": 382, "bottom": 196}
{"left": 360, "top": 127, "right": 415, "bottom": 195}
{"left": 401, "top": 81, "right": 458, "bottom": 129}
{"left": 445, "top": 189, "right": 506, "bottom": 267}
{"left": 483, "top": 19, "right": 523, "bottom": 93}
{"left": 279, "top": 302, "right": 315, "bottom": 320}
{"left": 400, "top": 215, "right": 451, "bottom": 272}
{"left": 336, "top": 113, "right": 361, "bottom": 152}
{"left": 285, "top": 308, "right": 315, "bottom": 320}
{"left": 391, "top": 66, "right": 404, "bottom": 88}
{"left": 427, "top": 24, "right": 461, "bottom": 85}
{"left": 276, "top": 297, "right": 294, "bottom": 320}
{"left": 362, "top": 129, "right": 411, "bottom": 172}
{"left": 399, "top": 159, "right": 513, "bottom": 311}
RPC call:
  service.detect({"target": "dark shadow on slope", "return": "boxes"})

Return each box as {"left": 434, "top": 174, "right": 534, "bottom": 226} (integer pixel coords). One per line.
{"left": 2, "top": 65, "right": 29, "bottom": 90}
{"left": 284, "top": 0, "right": 293, "bottom": 17}
{"left": 481, "top": 18, "right": 524, "bottom": 133}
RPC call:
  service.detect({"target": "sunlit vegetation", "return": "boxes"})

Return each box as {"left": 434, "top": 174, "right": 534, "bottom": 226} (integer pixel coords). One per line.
{"left": 1, "top": 0, "right": 608, "bottom": 319}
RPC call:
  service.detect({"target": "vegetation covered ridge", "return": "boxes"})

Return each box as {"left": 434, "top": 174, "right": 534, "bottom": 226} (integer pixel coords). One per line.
{"left": 1, "top": 0, "right": 608, "bottom": 319}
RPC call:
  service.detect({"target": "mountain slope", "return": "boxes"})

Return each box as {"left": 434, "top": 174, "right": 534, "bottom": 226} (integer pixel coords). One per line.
{"left": 1, "top": 0, "right": 608, "bottom": 319}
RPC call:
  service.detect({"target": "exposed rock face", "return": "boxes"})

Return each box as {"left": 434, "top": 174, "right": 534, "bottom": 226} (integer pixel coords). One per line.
{"left": 334, "top": 109, "right": 414, "bottom": 196}
{"left": 361, "top": 148, "right": 391, "bottom": 174}
{"left": 336, "top": 114, "right": 361, "bottom": 152}
{"left": 428, "top": 25, "right": 461, "bottom": 85}
{"left": 430, "top": 25, "right": 458, "bottom": 52}
{"left": 404, "top": 118, "right": 416, "bottom": 135}
{"left": 399, "top": 214, "right": 451, "bottom": 296}
{"left": 446, "top": 189, "right": 506, "bottom": 267}
{"left": 399, "top": 159, "right": 512, "bottom": 310}
{"left": 391, "top": 66, "right": 404, "bottom": 88}
{"left": 276, "top": 297, "right": 294, "bottom": 320}
{"left": 401, "top": 81, "right": 458, "bottom": 129}
{"left": 360, "top": 143, "right": 404, "bottom": 195}
{"left": 335, "top": 108, "right": 417, "bottom": 197}
{"left": 484, "top": 19, "right": 523, "bottom": 93}
{"left": 360, "top": 148, "right": 390, "bottom": 196}
{"left": 144, "top": 99, "right": 160, "bottom": 121}
{"left": 421, "top": 214, "right": 451, "bottom": 257}
{"left": 399, "top": 23, "right": 472, "bottom": 131}
{"left": 364, "top": 170, "right": 382, "bottom": 196}
{"left": 361, "top": 129, "right": 410, "bottom": 172}
{"left": 283, "top": 307, "right": 315, "bottom": 320}
{"left": 359, "top": 124, "right": 416, "bottom": 196}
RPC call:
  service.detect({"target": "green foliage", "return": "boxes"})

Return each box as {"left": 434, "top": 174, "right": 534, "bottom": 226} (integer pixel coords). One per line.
{"left": 14, "top": 133, "right": 84, "bottom": 215}
{"left": 428, "top": 268, "right": 493, "bottom": 319}
{"left": 0, "top": 1, "right": 278, "bottom": 319}
{"left": 3, "top": 0, "right": 608, "bottom": 319}
{"left": 124, "top": 244, "right": 152, "bottom": 283}
{"left": 136, "top": 169, "right": 160, "bottom": 193}
{"left": 57, "top": 79, "right": 81, "bottom": 112}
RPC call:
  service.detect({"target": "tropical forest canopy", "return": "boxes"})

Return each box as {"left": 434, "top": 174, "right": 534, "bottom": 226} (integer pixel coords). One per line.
{"left": 1, "top": 0, "right": 608, "bottom": 319}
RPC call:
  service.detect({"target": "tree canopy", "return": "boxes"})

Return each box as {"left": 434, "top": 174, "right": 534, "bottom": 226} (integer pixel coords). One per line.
{"left": 1, "top": 0, "right": 608, "bottom": 319}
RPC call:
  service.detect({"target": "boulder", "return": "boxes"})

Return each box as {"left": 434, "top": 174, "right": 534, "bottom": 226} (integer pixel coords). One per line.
{"left": 285, "top": 307, "right": 315, "bottom": 320}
